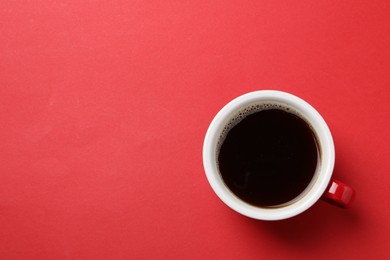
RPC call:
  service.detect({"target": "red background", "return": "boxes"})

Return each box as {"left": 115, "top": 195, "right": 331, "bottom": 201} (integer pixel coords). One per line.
{"left": 1, "top": 1, "right": 389, "bottom": 259}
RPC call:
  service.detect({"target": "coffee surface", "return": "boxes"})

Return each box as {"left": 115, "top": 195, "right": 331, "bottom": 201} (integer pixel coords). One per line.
{"left": 218, "top": 108, "right": 318, "bottom": 207}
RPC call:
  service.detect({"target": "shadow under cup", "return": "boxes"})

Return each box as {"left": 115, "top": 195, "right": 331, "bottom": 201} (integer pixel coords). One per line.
{"left": 203, "top": 91, "right": 335, "bottom": 220}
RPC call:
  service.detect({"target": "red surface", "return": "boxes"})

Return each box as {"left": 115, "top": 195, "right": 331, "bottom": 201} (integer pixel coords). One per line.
{"left": 1, "top": 1, "right": 389, "bottom": 259}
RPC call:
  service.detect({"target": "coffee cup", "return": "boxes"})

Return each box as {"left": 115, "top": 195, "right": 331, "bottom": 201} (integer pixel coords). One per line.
{"left": 203, "top": 90, "right": 355, "bottom": 220}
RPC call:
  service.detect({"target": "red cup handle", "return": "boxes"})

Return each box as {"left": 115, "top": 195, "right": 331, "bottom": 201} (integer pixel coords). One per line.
{"left": 321, "top": 178, "right": 355, "bottom": 208}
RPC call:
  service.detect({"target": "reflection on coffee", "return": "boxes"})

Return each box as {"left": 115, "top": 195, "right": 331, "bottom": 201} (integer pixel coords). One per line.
{"left": 218, "top": 108, "right": 319, "bottom": 207}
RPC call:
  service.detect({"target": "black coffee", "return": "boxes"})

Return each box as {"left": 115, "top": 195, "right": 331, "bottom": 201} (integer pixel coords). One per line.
{"left": 218, "top": 108, "right": 319, "bottom": 207}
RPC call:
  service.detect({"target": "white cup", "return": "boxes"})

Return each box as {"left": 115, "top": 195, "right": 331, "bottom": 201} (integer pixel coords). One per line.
{"left": 203, "top": 90, "right": 354, "bottom": 220}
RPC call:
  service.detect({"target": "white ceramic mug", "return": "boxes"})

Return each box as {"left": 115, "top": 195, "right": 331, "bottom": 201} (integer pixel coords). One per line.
{"left": 203, "top": 90, "right": 354, "bottom": 220}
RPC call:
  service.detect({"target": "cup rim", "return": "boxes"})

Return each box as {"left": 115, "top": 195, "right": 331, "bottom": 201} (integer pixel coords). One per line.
{"left": 202, "top": 90, "right": 335, "bottom": 220}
